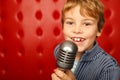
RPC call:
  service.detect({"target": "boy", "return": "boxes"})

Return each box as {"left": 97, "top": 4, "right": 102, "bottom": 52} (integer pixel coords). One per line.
{"left": 51, "top": 0, "right": 120, "bottom": 80}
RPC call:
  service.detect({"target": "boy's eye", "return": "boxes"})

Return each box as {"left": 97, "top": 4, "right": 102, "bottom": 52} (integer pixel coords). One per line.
{"left": 84, "top": 22, "right": 91, "bottom": 26}
{"left": 65, "top": 21, "right": 74, "bottom": 25}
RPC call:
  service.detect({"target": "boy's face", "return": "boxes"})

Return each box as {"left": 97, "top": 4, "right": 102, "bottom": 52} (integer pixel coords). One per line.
{"left": 63, "top": 5, "right": 101, "bottom": 53}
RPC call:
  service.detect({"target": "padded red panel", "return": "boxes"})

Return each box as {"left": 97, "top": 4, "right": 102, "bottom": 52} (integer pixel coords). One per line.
{"left": 0, "top": 0, "right": 119, "bottom": 80}
{"left": 0, "top": 0, "right": 65, "bottom": 80}
{"left": 98, "top": 0, "right": 120, "bottom": 64}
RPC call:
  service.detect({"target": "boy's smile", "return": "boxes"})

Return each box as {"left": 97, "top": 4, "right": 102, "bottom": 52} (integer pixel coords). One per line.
{"left": 71, "top": 37, "right": 85, "bottom": 42}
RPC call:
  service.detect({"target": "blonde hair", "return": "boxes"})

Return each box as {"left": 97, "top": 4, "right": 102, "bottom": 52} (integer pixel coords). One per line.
{"left": 62, "top": 0, "right": 105, "bottom": 32}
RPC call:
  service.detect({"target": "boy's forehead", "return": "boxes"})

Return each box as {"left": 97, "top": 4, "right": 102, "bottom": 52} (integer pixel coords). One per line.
{"left": 64, "top": 6, "right": 94, "bottom": 18}
{"left": 63, "top": 5, "right": 98, "bottom": 21}
{"left": 64, "top": 5, "right": 80, "bottom": 16}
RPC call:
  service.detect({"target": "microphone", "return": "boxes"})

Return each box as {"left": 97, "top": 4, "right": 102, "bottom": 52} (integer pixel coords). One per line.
{"left": 56, "top": 40, "right": 78, "bottom": 71}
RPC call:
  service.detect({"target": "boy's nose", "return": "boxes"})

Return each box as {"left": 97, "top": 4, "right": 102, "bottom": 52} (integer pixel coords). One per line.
{"left": 73, "top": 26, "right": 83, "bottom": 34}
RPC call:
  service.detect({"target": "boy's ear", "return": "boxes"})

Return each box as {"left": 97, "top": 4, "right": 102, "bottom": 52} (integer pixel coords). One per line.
{"left": 97, "top": 29, "right": 103, "bottom": 37}
{"left": 97, "top": 32, "right": 101, "bottom": 37}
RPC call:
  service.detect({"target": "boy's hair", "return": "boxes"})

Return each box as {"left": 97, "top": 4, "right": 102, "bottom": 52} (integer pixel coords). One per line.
{"left": 62, "top": 0, "right": 105, "bottom": 32}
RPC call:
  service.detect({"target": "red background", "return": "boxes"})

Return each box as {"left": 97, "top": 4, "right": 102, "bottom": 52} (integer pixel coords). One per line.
{"left": 0, "top": 0, "right": 120, "bottom": 80}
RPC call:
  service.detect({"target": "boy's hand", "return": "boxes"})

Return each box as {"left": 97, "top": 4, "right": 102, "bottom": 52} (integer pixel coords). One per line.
{"left": 51, "top": 68, "right": 76, "bottom": 80}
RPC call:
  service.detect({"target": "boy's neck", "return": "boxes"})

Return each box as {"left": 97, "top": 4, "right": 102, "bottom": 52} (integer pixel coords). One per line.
{"left": 75, "top": 52, "right": 83, "bottom": 61}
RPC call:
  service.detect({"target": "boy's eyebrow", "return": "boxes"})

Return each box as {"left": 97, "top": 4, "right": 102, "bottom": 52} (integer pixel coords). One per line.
{"left": 64, "top": 17, "right": 96, "bottom": 22}
{"left": 82, "top": 18, "right": 97, "bottom": 22}
{"left": 64, "top": 17, "right": 74, "bottom": 20}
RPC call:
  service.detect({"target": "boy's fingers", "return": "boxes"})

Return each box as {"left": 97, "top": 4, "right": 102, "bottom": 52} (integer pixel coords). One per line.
{"left": 54, "top": 69, "right": 65, "bottom": 78}
{"left": 51, "top": 73, "right": 61, "bottom": 80}
{"left": 54, "top": 69, "right": 72, "bottom": 80}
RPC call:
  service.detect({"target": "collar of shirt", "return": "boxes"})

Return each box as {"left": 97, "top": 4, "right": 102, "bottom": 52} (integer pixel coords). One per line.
{"left": 80, "top": 42, "right": 103, "bottom": 62}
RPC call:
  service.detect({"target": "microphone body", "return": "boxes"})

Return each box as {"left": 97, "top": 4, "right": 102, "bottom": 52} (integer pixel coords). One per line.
{"left": 56, "top": 40, "right": 78, "bottom": 71}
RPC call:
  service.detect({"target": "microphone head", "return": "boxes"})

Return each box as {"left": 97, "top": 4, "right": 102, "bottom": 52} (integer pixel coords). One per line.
{"left": 56, "top": 40, "right": 78, "bottom": 71}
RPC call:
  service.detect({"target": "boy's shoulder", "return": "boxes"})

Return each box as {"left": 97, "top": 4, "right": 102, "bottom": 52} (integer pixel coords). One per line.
{"left": 98, "top": 47, "right": 119, "bottom": 69}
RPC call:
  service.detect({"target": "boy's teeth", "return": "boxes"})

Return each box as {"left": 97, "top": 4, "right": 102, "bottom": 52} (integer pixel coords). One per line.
{"left": 72, "top": 37, "right": 85, "bottom": 42}
{"left": 72, "top": 38, "right": 80, "bottom": 41}
{"left": 74, "top": 38, "right": 80, "bottom": 41}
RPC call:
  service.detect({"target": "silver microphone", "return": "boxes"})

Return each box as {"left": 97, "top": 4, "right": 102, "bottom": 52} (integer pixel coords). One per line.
{"left": 56, "top": 40, "right": 78, "bottom": 71}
